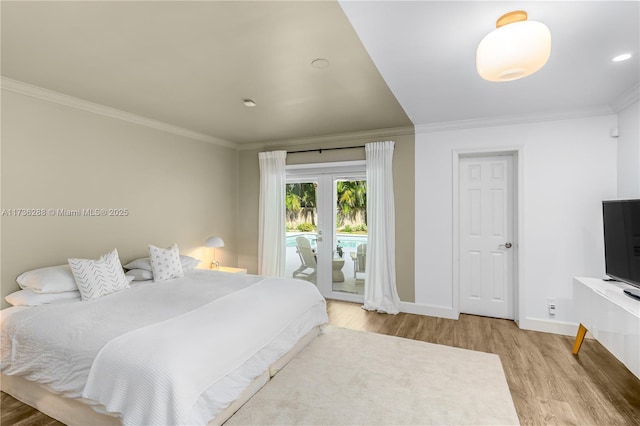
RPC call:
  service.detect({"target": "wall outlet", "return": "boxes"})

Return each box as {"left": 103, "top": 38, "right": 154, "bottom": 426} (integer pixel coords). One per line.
{"left": 547, "top": 298, "right": 557, "bottom": 317}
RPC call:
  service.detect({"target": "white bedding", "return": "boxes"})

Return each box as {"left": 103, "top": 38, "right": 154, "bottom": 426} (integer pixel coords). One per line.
{"left": 1, "top": 270, "right": 328, "bottom": 425}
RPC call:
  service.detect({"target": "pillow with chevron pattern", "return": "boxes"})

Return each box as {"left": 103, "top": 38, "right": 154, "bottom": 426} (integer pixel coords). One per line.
{"left": 149, "top": 243, "right": 184, "bottom": 282}
{"left": 68, "top": 248, "right": 131, "bottom": 301}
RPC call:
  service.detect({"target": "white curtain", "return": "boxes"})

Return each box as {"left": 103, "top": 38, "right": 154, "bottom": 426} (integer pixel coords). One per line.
{"left": 258, "top": 150, "right": 287, "bottom": 277}
{"left": 363, "top": 141, "right": 400, "bottom": 314}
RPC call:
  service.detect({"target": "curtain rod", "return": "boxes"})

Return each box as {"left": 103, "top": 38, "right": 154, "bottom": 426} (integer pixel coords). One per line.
{"left": 287, "top": 145, "right": 365, "bottom": 154}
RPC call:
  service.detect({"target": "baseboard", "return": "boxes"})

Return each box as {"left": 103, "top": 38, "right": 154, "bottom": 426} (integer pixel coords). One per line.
{"left": 397, "top": 304, "right": 582, "bottom": 337}
{"left": 518, "top": 317, "right": 580, "bottom": 337}
{"left": 399, "top": 302, "right": 459, "bottom": 319}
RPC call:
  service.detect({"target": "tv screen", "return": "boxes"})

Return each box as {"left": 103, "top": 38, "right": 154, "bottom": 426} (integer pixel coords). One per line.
{"left": 603, "top": 199, "right": 640, "bottom": 289}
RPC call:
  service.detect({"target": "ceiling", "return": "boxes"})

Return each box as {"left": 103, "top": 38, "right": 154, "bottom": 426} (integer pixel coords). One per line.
{"left": 2, "top": 1, "right": 638, "bottom": 147}
{"left": 1, "top": 1, "right": 411, "bottom": 145}
{"left": 339, "top": 1, "right": 639, "bottom": 128}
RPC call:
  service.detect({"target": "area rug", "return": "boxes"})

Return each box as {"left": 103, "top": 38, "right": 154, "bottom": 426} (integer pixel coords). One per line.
{"left": 225, "top": 326, "right": 519, "bottom": 425}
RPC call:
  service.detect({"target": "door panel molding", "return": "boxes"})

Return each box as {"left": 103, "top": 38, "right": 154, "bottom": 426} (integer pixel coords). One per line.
{"left": 452, "top": 147, "right": 524, "bottom": 324}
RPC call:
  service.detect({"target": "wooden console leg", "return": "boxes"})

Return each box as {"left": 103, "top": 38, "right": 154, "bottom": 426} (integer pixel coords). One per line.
{"left": 572, "top": 323, "right": 588, "bottom": 355}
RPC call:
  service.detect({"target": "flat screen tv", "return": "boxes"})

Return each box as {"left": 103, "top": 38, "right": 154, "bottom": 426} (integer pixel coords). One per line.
{"left": 602, "top": 199, "right": 640, "bottom": 294}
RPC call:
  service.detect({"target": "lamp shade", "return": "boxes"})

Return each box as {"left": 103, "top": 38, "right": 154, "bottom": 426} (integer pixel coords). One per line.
{"left": 477, "top": 11, "right": 551, "bottom": 82}
{"left": 204, "top": 236, "right": 224, "bottom": 248}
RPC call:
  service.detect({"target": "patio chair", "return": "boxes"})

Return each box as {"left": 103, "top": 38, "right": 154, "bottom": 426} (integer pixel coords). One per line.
{"left": 350, "top": 243, "right": 367, "bottom": 279}
{"left": 293, "top": 236, "right": 317, "bottom": 282}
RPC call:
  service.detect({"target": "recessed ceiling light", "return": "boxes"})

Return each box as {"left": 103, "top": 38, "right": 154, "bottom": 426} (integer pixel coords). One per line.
{"left": 612, "top": 53, "right": 632, "bottom": 62}
{"left": 243, "top": 99, "right": 256, "bottom": 107}
{"left": 311, "top": 58, "right": 330, "bottom": 69}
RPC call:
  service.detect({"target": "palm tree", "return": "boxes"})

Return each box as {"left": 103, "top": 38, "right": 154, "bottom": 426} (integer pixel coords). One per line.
{"left": 285, "top": 184, "right": 302, "bottom": 222}
{"left": 287, "top": 181, "right": 366, "bottom": 229}
{"left": 286, "top": 183, "right": 318, "bottom": 226}
{"left": 300, "top": 183, "right": 317, "bottom": 225}
{"left": 336, "top": 180, "right": 366, "bottom": 226}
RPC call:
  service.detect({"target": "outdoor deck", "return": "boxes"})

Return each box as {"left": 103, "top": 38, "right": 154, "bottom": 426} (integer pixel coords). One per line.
{"left": 285, "top": 233, "right": 366, "bottom": 295}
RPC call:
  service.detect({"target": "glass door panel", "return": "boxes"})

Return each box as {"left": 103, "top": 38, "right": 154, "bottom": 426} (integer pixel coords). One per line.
{"left": 285, "top": 181, "right": 318, "bottom": 285}
{"left": 332, "top": 178, "right": 367, "bottom": 298}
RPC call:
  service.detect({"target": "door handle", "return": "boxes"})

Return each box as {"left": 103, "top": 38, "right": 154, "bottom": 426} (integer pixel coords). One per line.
{"left": 499, "top": 242, "right": 512, "bottom": 249}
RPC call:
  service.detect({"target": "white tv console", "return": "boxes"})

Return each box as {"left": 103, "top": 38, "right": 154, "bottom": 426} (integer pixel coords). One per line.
{"left": 572, "top": 277, "right": 640, "bottom": 379}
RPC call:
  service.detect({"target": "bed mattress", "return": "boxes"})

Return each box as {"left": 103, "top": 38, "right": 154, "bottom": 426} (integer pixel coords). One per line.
{"left": 1, "top": 270, "right": 328, "bottom": 424}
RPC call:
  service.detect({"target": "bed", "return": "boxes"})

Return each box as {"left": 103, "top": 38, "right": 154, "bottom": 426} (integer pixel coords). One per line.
{"left": 1, "top": 268, "right": 328, "bottom": 425}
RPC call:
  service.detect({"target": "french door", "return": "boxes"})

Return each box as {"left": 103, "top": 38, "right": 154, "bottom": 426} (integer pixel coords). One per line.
{"left": 285, "top": 161, "right": 367, "bottom": 302}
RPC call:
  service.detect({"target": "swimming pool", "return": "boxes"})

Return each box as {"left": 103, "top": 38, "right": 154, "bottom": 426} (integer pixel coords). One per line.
{"left": 286, "top": 232, "right": 367, "bottom": 249}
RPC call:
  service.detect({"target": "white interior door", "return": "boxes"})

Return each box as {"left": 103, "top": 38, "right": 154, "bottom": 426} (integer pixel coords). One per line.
{"left": 459, "top": 155, "right": 514, "bottom": 319}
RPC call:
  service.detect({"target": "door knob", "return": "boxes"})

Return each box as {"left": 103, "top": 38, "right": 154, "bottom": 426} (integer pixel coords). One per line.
{"left": 499, "top": 242, "right": 512, "bottom": 249}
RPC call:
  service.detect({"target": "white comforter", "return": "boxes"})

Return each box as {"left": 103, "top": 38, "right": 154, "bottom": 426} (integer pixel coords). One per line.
{"left": 1, "top": 270, "right": 328, "bottom": 425}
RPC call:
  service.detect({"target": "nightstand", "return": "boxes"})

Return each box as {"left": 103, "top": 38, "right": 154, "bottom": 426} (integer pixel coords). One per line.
{"left": 217, "top": 266, "right": 247, "bottom": 274}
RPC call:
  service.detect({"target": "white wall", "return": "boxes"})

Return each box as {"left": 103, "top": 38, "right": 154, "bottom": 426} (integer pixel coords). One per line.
{"left": 617, "top": 100, "right": 640, "bottom": 198}
{"left": 414, "top": 114, "right": 618, "bottom": 333}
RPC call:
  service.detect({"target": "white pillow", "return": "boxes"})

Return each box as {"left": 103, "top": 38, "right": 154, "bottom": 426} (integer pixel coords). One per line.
{"left": 16, "top": 265, "right": 78, "bottom": 293}
{"left": 68, "top": 248, "right": 130, "bottom": 301}
{"left": 149, "top": 244, "right": 184, "bottom": 282}
{"left": 181, "top": 256, "right": 201, "bottom": 271}
{"left": 126, "top": 268, "right": 153, "bottom": 281}
{"left": 124, "top": 255, "right": 200, "bottom": 272}
{"left": 5, "top": 289, "right": 81, "bottom": 306}
{"left": 123, "top": 257, "right": 152, "bottom": 271}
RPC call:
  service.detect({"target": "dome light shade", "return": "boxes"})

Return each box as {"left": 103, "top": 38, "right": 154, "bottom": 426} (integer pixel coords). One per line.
{"left": 477, "top": 11, "right": 551, "bottom": 82}
{"left": 205, "top": 236, "right": 224, "bottom": 248}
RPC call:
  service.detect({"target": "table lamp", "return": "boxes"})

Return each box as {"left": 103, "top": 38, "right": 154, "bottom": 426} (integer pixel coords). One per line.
{"left": 205, "top": 236, "right": 224, "bottom": 269}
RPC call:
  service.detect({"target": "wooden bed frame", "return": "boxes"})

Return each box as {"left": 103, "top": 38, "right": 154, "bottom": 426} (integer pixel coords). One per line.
{"left": 1, "top": 326, "right": 322, "bottom": 425}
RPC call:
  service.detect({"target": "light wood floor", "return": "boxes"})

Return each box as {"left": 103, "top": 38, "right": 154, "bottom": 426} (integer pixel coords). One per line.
{"left": 327, "top": 300, "right": 640, "bottom": 426}
{"left": 2, "top": 299, "right": 640, "bottom": 425}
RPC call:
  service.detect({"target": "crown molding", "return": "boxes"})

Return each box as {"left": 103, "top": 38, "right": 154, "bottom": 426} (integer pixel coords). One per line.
{"left": 414, "top": 106, "right": 615, "bottom": 134}
{"left": 237, "top": 125, "right": 415, "bottom": 151}
{"left": 0, "top": 77, "right": 237, "bottom": 149}
{"left": 611, "top": 83, "right": 639, "bottom": 113}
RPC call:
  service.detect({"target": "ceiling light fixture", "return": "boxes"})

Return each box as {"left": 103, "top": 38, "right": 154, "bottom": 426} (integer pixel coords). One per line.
{"left": 311, "top": 58, "right": 330, "bottom": 69}
{"left": 476, "top": 10, "right": 551, "bottom": 82}
{"left": 243, "top": 99, "right": 256, "bottom": 107}
{"left": 612, "top": 53, "right": 632, "bottom": 62}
